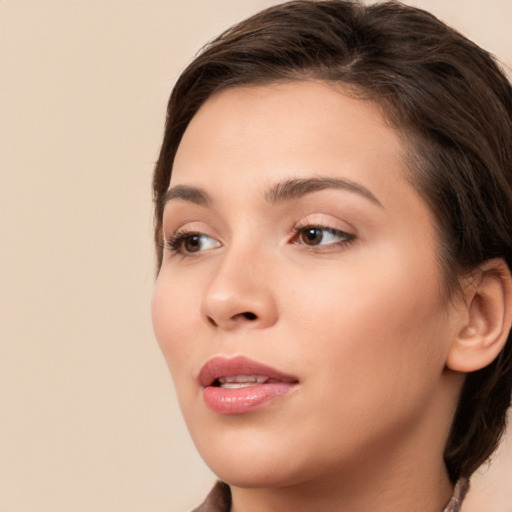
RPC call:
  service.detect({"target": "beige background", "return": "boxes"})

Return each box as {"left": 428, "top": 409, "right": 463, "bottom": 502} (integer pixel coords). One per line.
{"left": 1, "top": 1, "right": 511, "bottom": 511}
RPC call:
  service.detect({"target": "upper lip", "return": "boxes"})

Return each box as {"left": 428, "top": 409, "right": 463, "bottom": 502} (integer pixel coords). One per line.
{"left": 198, "top": 355, "right": 299, "bottom": 387}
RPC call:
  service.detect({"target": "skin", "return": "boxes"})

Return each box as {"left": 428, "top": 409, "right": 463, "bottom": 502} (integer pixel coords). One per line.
{"left": 152, "top": 81, "right": 468, "bottom": 512}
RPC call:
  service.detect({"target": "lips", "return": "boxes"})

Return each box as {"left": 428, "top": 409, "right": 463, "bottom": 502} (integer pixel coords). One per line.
{"left": 198, "top": 356, "right": 299, "bottom": 414}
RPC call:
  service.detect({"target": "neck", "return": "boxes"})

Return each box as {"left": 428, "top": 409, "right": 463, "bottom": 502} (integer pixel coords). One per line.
{"left": 231, "top": 457, "right": 453, "bottom": 512}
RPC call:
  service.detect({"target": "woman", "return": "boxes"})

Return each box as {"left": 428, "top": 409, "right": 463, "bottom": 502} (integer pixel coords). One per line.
{"left": 151, "top": 1, "right": 512, "bottom": 510}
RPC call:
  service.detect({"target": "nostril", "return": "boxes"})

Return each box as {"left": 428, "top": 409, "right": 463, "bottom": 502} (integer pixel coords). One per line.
{"left": 205, "top": 312, "right": 257, "bottom": 327}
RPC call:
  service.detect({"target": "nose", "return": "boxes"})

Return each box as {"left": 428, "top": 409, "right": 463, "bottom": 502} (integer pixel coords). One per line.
{"left": 200, "top": 246, "right": 279, "bottom": 331}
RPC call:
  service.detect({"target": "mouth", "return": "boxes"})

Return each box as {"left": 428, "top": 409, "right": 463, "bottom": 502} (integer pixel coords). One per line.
{"left": 214, "top": 375, "right": 283, "bottom": 389}
{"left": 198, "top": 356, "right": 299, "bottom": 414}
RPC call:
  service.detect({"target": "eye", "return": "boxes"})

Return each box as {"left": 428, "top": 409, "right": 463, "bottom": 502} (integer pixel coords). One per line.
{"left": 291, "top": 225, "right": 355, "bottom": 248}
{"left": 167, "top": 231, "right": 221, "bottom": 255}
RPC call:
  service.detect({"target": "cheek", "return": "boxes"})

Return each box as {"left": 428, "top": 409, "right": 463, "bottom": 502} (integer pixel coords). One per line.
{"left": 284, "top": 246, "right": 450, "bottom": 402}
{"left": 151, "top": 271, "right": 200, "bottom": 380}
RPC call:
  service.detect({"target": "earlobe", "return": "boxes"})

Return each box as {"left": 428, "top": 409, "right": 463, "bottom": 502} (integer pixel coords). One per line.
{"left": 447, "top": 258, "right": 512, "bottom": 373}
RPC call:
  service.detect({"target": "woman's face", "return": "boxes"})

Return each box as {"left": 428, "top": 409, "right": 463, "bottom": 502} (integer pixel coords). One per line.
{"left": 152, "top": 82, "right": 462, "bottom": 488}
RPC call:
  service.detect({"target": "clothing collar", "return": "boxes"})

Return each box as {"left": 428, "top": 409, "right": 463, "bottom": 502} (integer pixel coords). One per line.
{"left": 193, "top": 477, "right": 470, "bottom": 512}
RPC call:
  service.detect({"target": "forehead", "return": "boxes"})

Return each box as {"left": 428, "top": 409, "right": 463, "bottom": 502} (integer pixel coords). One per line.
{"left": 171, "top": 81, "right": 410, "bottom": 211}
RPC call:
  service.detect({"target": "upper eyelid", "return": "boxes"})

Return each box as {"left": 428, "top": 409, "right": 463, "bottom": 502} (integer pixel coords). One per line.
{"left": 293, "top": 215, "right": 356, "bottom": 234}
{"left": 293, "top": 223, "right": 352, "bottom": 233}
{"left": 163, "top": 213, "right": 357, "bottom": 244}
{"left": 163, "top": 219, "right": 217, "bottom": 237}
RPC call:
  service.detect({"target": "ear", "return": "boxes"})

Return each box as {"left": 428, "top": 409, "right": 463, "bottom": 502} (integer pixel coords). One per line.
{"left": 447, "top": 258, "right": 512, "bottom": 373}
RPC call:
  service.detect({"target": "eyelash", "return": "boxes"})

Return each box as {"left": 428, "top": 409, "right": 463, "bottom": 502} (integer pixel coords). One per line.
{"left": 165, "top": 225, "right": 356, "bottom": 256}
{"left": 166, "top": 230, "right": 217, "bottom": 255}
{"left": 290, "top": 224, "right": 355, "bottom": 249}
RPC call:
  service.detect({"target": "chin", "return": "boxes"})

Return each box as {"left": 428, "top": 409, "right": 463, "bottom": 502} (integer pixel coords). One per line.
{"left": 213, "top": 462, "right": 291, "bottom": 489}
{"left": 188, "top": 420, "right": 311, "bottom": 488}
{"left": 207, "top": 456, "right": 314, "bottom": 490}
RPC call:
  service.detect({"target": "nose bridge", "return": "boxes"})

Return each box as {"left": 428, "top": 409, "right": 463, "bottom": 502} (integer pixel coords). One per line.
{"left": 200, "top": 234, "right": 278, "bottom": 330}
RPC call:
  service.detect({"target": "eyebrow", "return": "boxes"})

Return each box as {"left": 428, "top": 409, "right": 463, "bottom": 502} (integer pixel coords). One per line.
{"left": 160, "top": 185, "right": 211, "bottom": 209}
{"left": 265, "top": 177, "right": 382, "bottom": 206}
{"left": 161, "top": 176, "right": 382, "bottom": 210}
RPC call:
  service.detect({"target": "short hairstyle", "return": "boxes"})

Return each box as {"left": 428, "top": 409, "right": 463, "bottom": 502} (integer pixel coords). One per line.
{"left": 153, "top": 0, "right": 512, "bottom": 482}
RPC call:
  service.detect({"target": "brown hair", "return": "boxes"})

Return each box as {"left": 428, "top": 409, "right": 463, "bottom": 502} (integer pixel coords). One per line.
{"left": 153, "top": 0, "right": 512, "bottom": 482}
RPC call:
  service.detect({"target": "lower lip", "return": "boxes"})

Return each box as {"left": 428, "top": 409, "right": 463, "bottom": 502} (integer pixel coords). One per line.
{"left": 203, "top": 382, "right": 297, "bottom": 415}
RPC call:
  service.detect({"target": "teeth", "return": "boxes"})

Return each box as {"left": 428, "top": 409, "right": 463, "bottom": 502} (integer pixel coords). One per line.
{"left": 217, "top": 375, "right": 269, "bottom": 388}
{"left": 220, "top": 382, "right": 258, "bottom": 389}
{"left": 219, "top": 375, "right": 269, "bottom": 383}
